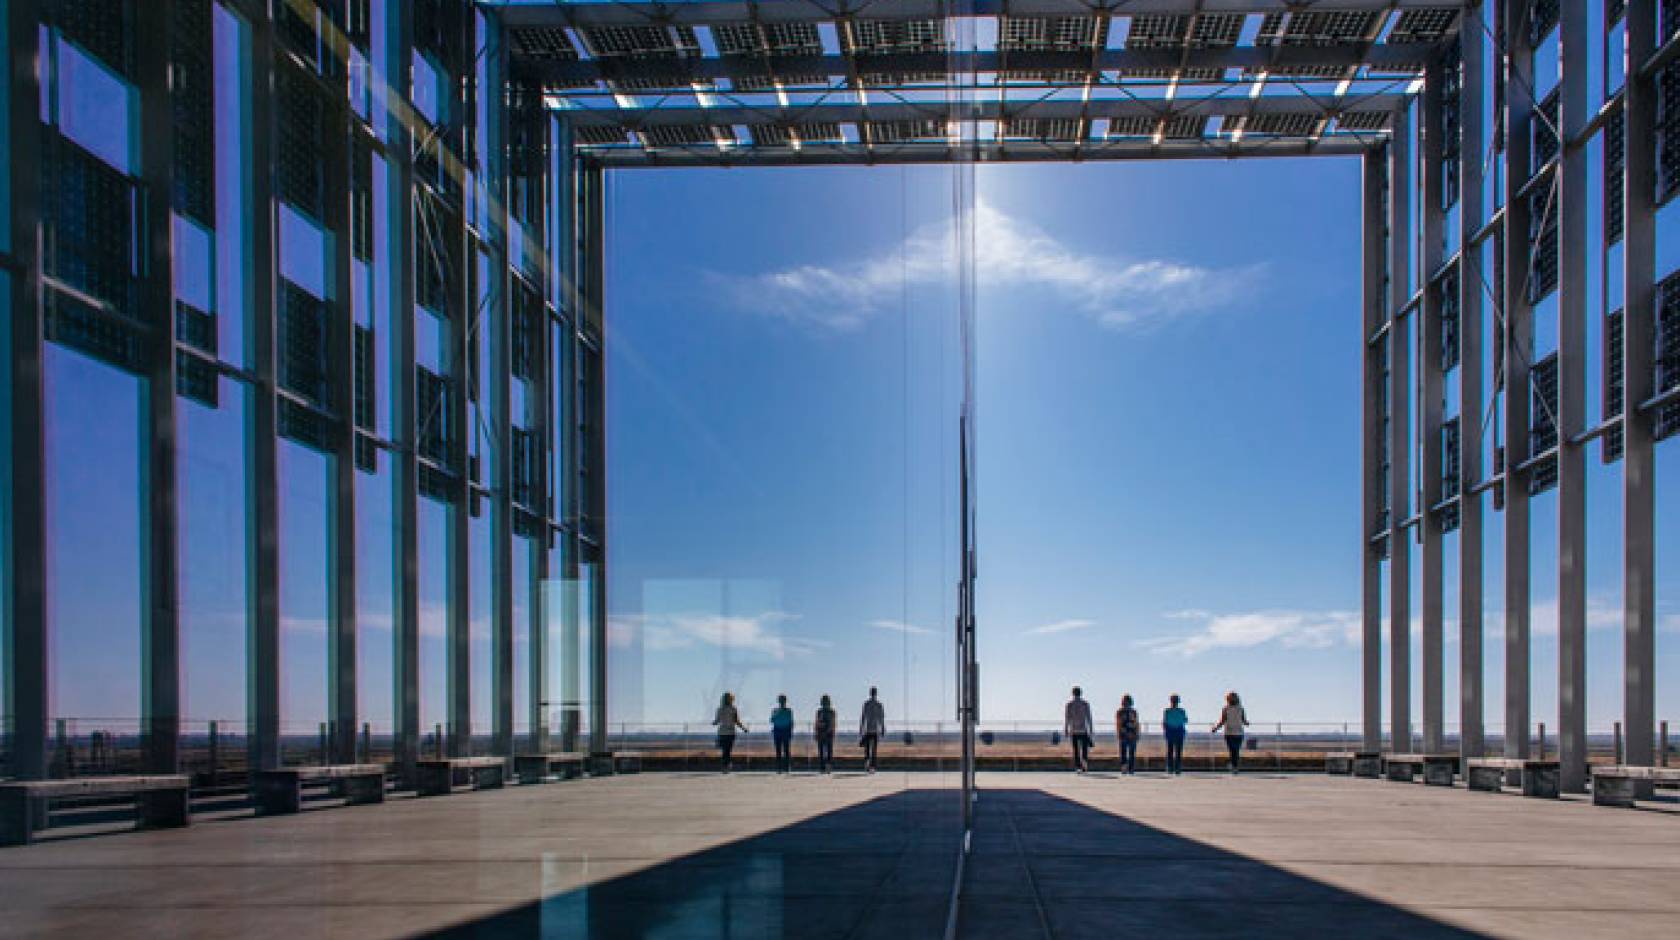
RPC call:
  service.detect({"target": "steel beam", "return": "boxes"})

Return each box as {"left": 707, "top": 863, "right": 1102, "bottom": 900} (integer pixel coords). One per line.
{"left": 1554, "top": 0, "right": 1588, "bottom": 794}
{"left": 1623, "top": 0, "right": 1658, "bottom": 773}
{"left": 5, "top": 0, "right": 47, "bottom": 780}
{"left": 1418, "top": 57, "right": 1447, "bottom": 756}
{"left": 1361, "top": 147, "right": 1385, "bottom": 752}
{"left": 1500, "top": 0, "right": 1534, "bottom": 762}
{"left": 588, "top": 135, "right": 1378, "bottom": 167}
{"left": 1387, "top": 108, "right": 1412, "bottom": 754}
{"left": 1457, "top": 17, "right": 1486, "bottom": 763}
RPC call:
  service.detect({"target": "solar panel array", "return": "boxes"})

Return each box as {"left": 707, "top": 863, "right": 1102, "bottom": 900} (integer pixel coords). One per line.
{"left": 499, "top": 5, "right": 1463, "bottom": 164}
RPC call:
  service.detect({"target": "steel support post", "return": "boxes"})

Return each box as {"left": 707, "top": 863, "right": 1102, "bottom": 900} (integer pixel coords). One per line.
{"left": 1554, "top": 0, "right": 1589, "bottom": 793}
{"left": 5, "top": 0, "right": 47, "bottom": 780}
{"left": 1419, "top": 58, "right": 1446, "bottom": 756}
{"left": 1361, "top": 148, "right": 1386, "bottom": 752}
{"left": 1388, "top": 111, "right": 1413, "bottom": 753}
{"left": 1501, "top": 0, "right": 1535, "bottom": 761}
{"left": 485, "top": 15, "right": 516, "bottom": 760}
{"left": 389, "top": 0, "right": 421, "bottom": 782}
{"left": 581, "top": 163, "right": 607, "bottom": 755}
{"left": 248, "top": 7, "right": 282, "bottom": 774}
{"left": 1622, "top": 0, "right": 1658, "bottom": 773}
{"left": 1457, "top": 17, "right": 1486, "bottom": 762}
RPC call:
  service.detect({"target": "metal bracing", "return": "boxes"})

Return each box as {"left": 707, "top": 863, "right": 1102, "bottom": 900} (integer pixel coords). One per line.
{"left": 6, "top": 0, "right": 48, "bottom": 781}
{"left": 1623, "top": 0, "right": 1659, "bottom": 776}
{"left": 1419, "top": 57, "right": 1447, "bottom": 757}
{"left": 1361, "top": 148, "right": 1385, "bottom": 752}
{"left": 1456, "top": 13, "right": 1486, "bottom": 764}
{"left": 1554, "top": 0, "right": 1588, "bottom": 794}
{"left": 1387, "top": 107, "right": 1413, "bottom": 754}
{"left": 1500, "top": 0, "right": 1534, "bottom": 764}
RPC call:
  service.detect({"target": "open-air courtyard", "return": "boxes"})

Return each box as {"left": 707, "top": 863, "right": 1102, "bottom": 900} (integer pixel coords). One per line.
{"left": 1, "top": 772, "right": 1677, "bottom": 938}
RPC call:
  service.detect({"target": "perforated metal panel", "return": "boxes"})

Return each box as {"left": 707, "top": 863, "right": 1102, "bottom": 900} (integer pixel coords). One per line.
{"left": 279, "top": 399, "right": 336, "bottom": 452}
{"left": 1438, "top": 264, "right": 1459, "bottom": 371}
{"left": 277, "top": 66, "right": 326, "bottom": 219}
{"left": 173, "top": 0, "right": 215, "bottom": 227}
{"left": 1606, "top": 108, "right": 1625, "bottom": 244}
{"left": 53, "top": 0, "right": 132, "bottom": 75}
{"left": 1658, "top": 272, "right": 1680, "bottom": 441}
{"left": 1528, "top": 351, "right": 1559, "bottom": 495}
{"left": 43, "top": 135, "right": 139, "bottom": 321}
{"left": 45, "top": 292, "right": 146, "bottom": 373}
{"left": 1442, "top": 416, "right": 1462, "bottom": 499}
{"left": 280, "top": 281, "right": 331, "bottom": 407}
{"left": 1605, "top": 308, "right": 1624, "bottom": 463}
{"left": 1441, "top": 41, "right": 1461, "bottom": 208}
{"left": 175, "top": 300, "right": 216, "bottom": 355}
{"left": 176, "top": 350, "right": 218, "bottom": 408}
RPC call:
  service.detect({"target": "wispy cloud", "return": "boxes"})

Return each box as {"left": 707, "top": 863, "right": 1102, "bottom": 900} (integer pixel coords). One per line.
{"left": 1023, "top": 618, "right": 1097, "bottom": 637}
{"left": 871, "top": 619, "right": 934, "bottom": 636}
{"left": 709, "top": 202, "right": 1262, "bottom": 332}
{"left": 609, "top": 610, "right": 828, "bottom": 660}
{"left": 1142, "top": 609, "right": 1359, "bottom": 658}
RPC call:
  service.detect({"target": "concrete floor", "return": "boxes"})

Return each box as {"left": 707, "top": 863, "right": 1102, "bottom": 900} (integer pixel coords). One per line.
{"left": 0, "top": 771, "right": 1676, "bottom": 938}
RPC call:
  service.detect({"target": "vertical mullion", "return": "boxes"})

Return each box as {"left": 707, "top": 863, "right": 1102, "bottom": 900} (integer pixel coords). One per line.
{"left": 1419, "top": 58, "right": 1447, "bottom": 757}
{"left": 1555, "top": 0, "right": 1589, "bottom": 793}
{"left": 485, "top": 13, "right": 515, "bottom": 759}
{"left": 582, "top": 162, "right": 607, "bottom": 757}
{"left": 390, "top": 0, "right": 420, "bottom": 782}
{"left": 6, "top": 0, "right": 48, "bottom": 780}
{"left": 1458, "top": 18, "right": 1487, "bottom": 763}
{"left": 1622, "top": 0, "right": 1657, "bottom": 773}
{"left": 1361, "top": 148, "right": 1385, "bottom": 753}
{"left": 1502, "top": 0, "right": 1535, "bottom": 763}
{"left": 249, "top": 2, "right": 282, "bottom": 774}
{"left": 447, "top": 38, "right": 472, "bottom": 761}
{"left": 1388, "top": 108, "right": 1413, "bottom": 754}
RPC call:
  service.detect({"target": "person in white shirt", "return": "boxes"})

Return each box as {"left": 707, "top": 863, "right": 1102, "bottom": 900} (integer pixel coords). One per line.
{"left": 1064, "top": 686, "right": 1095, "bottom": 773}
{"left": 713, "top": 692, "right": 749, "bottom": 773}
{"left": 859, "top": 687, "right": 886, "bottom": 773}
{"left": 1211, "top": 691, "right": 1249, "bottom": 774}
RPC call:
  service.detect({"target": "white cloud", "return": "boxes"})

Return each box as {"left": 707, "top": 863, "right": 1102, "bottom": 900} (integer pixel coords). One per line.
{"left": 710, "top": 202, "right": 1262, "bottom": 332}
{"left": 1142, "top": 609, "right": 1359, "bottom": 658}
{"left": 608, "top": 610, "right": 826, "bottom": 661}
{"left": 1023, "top": 618, "right": 1096, "bottom": 636}
{"left": 871, "top": 619, "right": 934, "bottom": 636}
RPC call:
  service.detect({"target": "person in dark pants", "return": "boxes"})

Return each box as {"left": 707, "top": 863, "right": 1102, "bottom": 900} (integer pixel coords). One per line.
{"left": 713, "top": 692, "right": 748, "bottom": 773}
{"left": 859, "top": 687, "right": 885, "bottom": 773}
{"left": 1115, "top": 694, "right": 1141, "bottom": 775}
{"left": 770, "top": 694, "right": 795, "bottom": 774}
{"left": 1064, "top": 686, "right": 1094, "bottom": 773}
{"left": 1211, "top": 691, "right": 1249, "bottom": 774}
{"left": 1162, "top": 694, "right": 1189, "bottom": 775}
{"left": 814, "top": 694, "right": 837, "bottom": 774}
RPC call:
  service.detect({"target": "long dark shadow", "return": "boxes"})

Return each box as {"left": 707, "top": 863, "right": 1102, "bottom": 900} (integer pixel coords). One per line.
{"left": 418, "top": 785, "right": 1490, "bottom": 939}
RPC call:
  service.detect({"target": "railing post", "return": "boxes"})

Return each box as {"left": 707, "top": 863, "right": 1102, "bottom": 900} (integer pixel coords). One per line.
{"left": 1663, "top": 720, "right": 1670, "bottom": 767}
{"left": 1613, "top": 721, "right": 1624, "bottom": 764}
{"left": 208, "top": 721, "right": 220, "bottom": 784}
{"left": 1538, "top": 722, "right": 1547, "bottom": 760}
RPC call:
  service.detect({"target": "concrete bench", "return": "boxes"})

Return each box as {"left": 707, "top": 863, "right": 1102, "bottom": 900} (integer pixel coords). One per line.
{"left": 1, "top": 776, "right": 191, "bottom": 846}
{"left": 1591, "top": 765, "right": 1680, "bottom": 808}
{"left": 587, "top": 752, "right": 617, "bottom": 776}
{"left": 1466, "top": 758, "right": 1560, "bottom": 798}
{"left": 1384, "top": 753, "right": 1459, "bottom": 786}
{"left": 514, "top": 752, "right": 586, "bottom": 784}
{"left": 416, "top": 757, "right": 507, "bottom": 797}
{"left": 613, "top": 751, "right": 643, "bottom": 774}
{"left": 1326, "top": 750, "right": 1382, "bottom": 778}
{"left": 253, "top": 764, "right": 386, "bottom": 815}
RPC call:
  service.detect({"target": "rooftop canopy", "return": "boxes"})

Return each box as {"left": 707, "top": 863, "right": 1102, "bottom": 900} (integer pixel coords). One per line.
{"left": 488, "top": 0, "right": 1463, "bottom": 166}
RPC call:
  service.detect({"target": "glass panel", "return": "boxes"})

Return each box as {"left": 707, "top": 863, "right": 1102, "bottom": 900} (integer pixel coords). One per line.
{"left": 178, "top": 379, "right": 249, "bottom": 745}
{"left": 357, "top": 464, "right": 396, "bottom": 761}
{"left": 45, "top": 346, "right": 142, "bottom": 771}
{"left": 278, "top": 440, "right": 330, "bottom": 765}
{"left": 213, "top": 4, "right": 248, "bottom": 366}
{"left": 469, "top": 509, "right": 492, "bottom": 751}
{"left": 418, "top": 496, "right": 449, "bottom": 752}
{"left": 279, "top": 203, "right": 331, "bottom": 300}
{"left": 53, "top": 36, "right": 135, "bottom": 174}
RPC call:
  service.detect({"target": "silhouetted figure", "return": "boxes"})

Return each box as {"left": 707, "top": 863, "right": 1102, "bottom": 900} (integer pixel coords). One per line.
{"left": 770, "top": 694, "right": 795, "bottom": 774}
{"left": 814, "top": 694, "right": 837, "bottom": 774}
{"left": 1115, "top": 694, "right": 1140, "bottom": 775}
{"left": 860, "top": 687, "right": 885, "bottom": 773}
{"left": 1064, "top": 686, "right": 1094, "bottom": 773}
{"left": 1212, "top": 691, "right": 1249, "bottom": 774}
{"left": 713, "top": 692, "right": 749, "bottom": 773}
{"left": 1163, "top": 694, "right": 1189, "bottom": 775}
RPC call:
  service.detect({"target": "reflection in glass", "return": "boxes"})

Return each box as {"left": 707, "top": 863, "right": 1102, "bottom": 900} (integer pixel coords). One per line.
{"left": 278, "top": 440, "right": 330, "bottom": 764}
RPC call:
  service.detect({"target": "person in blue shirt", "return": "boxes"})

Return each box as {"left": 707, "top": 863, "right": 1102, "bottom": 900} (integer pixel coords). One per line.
{"left": 1162, "top": 694, "right": 1189, "bottom": 775}
{"left": 770, "top": 694, "right": 795, "bottom": 774}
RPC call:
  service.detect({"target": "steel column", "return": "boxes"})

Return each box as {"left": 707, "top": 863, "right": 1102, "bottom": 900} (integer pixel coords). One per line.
{"left": 485, "top": 14, "right": 516, "bottom": 760}
{"left": 581, "top": 163, "right": 607, "bottom": 755}
{"left": 1361, "top": 148, "right": 1386, "bottom": 752}
{"left": 1554, "top": 0, "right": 1589, "bottom": 793}
{"left": 1622, "top": 0, "right": 1658, "bottom": 773}
{"left": 389, "top": 0, "right": 421, "bottom": 781}
{"left": 1500, "top": 0, "right": 1535, "bottom": 762}
{"left": 1457, "top": 16, "right": 1486, "bottom": 762}
{"left": 1419, "top": 58, "right": 1446, "bottom": 756}
{"left": 1388, "top": 110, "right": 1413, "bottom": 753}
{"left": 5, "top": 0, "right": 47, "bottom": 780}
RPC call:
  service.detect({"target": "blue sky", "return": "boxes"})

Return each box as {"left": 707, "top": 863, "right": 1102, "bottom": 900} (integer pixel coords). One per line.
{"left": 604, "top": 156, "right": 1680, "bottom": 731}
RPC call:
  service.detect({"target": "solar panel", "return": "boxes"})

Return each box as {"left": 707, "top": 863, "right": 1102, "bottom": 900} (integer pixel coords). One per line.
{"left": 1161, "top": 115, "right": 1207, "bottom": 138}
{"left": 846, "top": 19, "right": 949, "bottom": 55}
{"left": 713, "top": 21, "right": 827, "bottom": 87}
{"left": 1231, "top": 112, "right": 1322, "bottom": 136}
{"left": 1187, "top": 13, "right": 1244, "bottom": 48}
{"left": 510, "top": 26, "right": 578, "bottom": 61}
{"left": 1125, "top": 15, "right": 1188, "bottom": 49}
{"left": 1258, "top": 11, "right": 1381, "bottom": 46}
{"left": 1337, "top": 111, "right": 1393, "bottom": 131}
{"left": 573, "top": 125, "right": 631, "bottom": 145}
{"left": 581, "top": 25, "right": 701, "bottom": 58}
{"left": 750, "top": 122, "right": 844, "bottom": 146}
{"left": 998, "top": 16, "right": 1105, "bottom": 51}
{"left": 638, "top": 125, "right": 729, "bottom": 147}
{"left": 1000, "top": 118, "right": 1083, "bottom": 141}
{"left": 868, "top": 120, "right": 947, "bottom": 143}
{"left": 1106, "top": 116, "right": 1157, "bottom": 138}
{"left": 1387, "top": 8, "right": 1460, "bottom": 45}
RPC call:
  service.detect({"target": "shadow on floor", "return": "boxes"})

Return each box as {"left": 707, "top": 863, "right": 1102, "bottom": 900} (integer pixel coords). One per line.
{"left": 422, "top": 786, "right": 1487, "bottom": 939}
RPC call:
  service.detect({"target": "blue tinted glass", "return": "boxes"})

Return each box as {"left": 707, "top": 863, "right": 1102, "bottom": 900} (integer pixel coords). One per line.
{"left": 416, "top": 307, "right": 447, "bottom": 373}
{"left": 412, "top": 51, "right": 441, "bottom": 126}
{"left": 55, "top": 37, "right": 135, "bottom": 174}
{"left": 214, "top": 4, "right": 248, "bottom": 365}
{"left": 418, "top": 498, "right": 449, "bottom": 736}
{"left": 357, "top": 467, "right": 396, "bottom": 743}
{"left": 279, "top": 203, "right": 331, "bottom": 300}
{"left": 179, "top": 380, "right": 249, "bottom": 727}
{"left": 470, "top": 513, "right": 492, "bottom": 746}
{"left": 173, "top": 215, "right": 214, "bottom": 312}
{"left": 279, "top": 440, "right": 330, "bottom": 760}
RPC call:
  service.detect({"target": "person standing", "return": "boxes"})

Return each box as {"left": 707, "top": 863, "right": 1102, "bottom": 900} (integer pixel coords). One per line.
{"left": 713, "top": 692, "right": 749, "bottom": 773}
{"left": 814, "top": 694, "right": 837, "bottom": 774}
{"left": 1064, "top": 686, "right": 1094, "bottom": 773}
{"left": 859, "top": 686, "right": 886, "bottom": 774}
{"left": 770, "top": 694, "right": 795, "bottom": 774}
{"left": 1115, "top": 694, "right": 1141, "bottom": 775}
{"left": 1211, "top": 691, "right": 1249, "bottom": 774}
{"left": 1162, "top": 694, "right": 1189, "bottom": 775}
